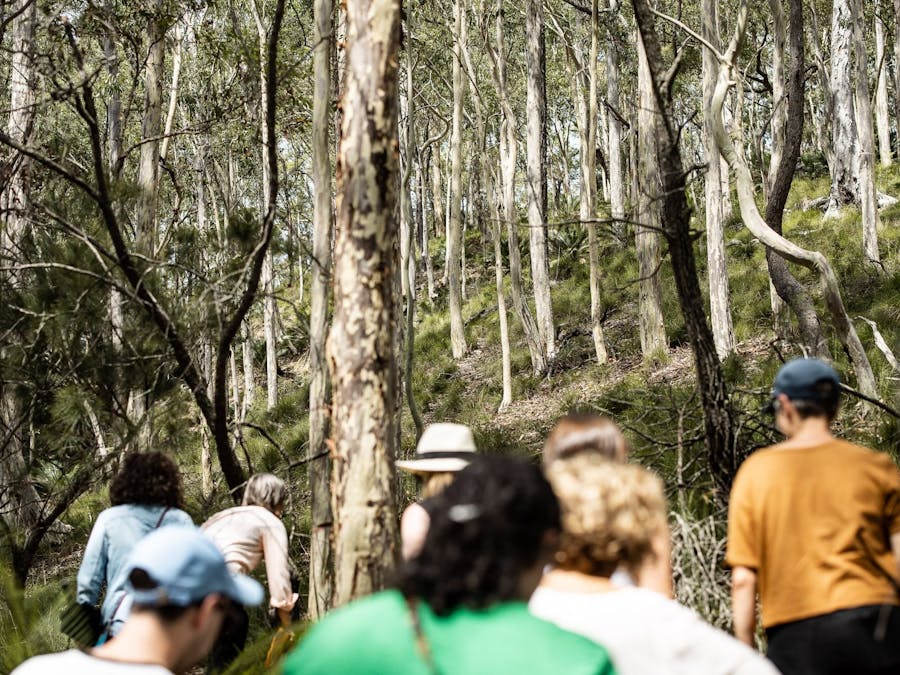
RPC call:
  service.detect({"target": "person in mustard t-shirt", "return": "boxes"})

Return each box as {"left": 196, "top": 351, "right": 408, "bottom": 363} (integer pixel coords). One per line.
{"left": 726, "top": 358, "right": 900, "bottom": 675}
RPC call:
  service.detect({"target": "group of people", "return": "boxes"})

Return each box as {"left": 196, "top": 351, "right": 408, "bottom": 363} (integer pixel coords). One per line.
{"left": 21, "top": 454, "right": 298, "bottom": 673}
{"left": 12, "top": 357, "right": 900, "bottom": 674}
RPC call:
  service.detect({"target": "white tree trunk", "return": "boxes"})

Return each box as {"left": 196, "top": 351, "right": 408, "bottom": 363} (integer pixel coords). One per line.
{"left": 635, "top": 33, "right": 668, "bottom": 358}
{"left": 874, "top": 0, "right": 892, "bottom": 165}
{"left": 448, "top": 0, "right": 468, "bottom": 359}
{"left": 826, "top": 0, "right": 859, "bottom": 214}
{"left": 702, "top": 0, "right": 735, "bottom": 359}
{"left": 482, "top": 0, "right": 547, "bottom": 375}
{"left": 712, "top": 2, "right": 878, "bottom": 401}
{"left": 526, "top": 0, "right": 555, "bottom": 360}
{"left": 606, "top": 0, "right": 625, "bottom": 229}
{"left": 852, "top": 0, "right": 882, "bottom": 265}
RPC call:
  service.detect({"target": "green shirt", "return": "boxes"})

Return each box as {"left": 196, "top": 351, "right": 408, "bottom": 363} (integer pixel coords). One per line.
{"left": 282, "top": 590, "right": 615, "bottom": 675}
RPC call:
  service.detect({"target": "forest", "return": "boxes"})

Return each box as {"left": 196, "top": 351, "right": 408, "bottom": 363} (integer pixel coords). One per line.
{"left": 1, "top": 0, "right": 898, "bottom": 670}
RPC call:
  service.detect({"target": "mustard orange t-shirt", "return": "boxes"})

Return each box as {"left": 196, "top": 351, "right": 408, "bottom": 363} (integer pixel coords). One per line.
{"left": 726, "top": 439, "right": 900, "bottom": 628}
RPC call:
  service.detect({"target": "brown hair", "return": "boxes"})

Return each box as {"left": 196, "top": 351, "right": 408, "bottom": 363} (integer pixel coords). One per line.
{"left": 547, "top": 456, "right": 667, "bottom": 578}
{"left": 542, "top": 413, "right": 629, "bottom": 466}
{"left": 109, "top": 452, "right": 184, "bottom": 508}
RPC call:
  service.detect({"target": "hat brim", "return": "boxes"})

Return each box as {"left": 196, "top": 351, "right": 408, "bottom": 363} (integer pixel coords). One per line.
{"left": 222, "top": 573, "right": 265, "bottom": 607}
{"left": 396, "top": 457, "right": 471, "bottom": 474}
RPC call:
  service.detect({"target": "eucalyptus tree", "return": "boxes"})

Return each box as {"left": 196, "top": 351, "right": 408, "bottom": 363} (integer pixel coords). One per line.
{"left": 526, "top": 0, "right": 556, "bottom": 361}
{"left": 447, "top": 0, "right": 468, "bottom": 359}
{"left": 701, "top": 0, "right": 735, "bottom": 359}
{"left": 327, "top": 0, "right": 403, "bottom": 605}
{"left": 308, "top": 0, "right": 335, "bottom": 618}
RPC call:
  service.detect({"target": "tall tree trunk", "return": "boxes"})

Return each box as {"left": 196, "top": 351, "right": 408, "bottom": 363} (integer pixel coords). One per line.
{"left": 401, "top": 22, "right": 424, "bottom": 438}
{"left": 826, "top": 0, "right": 859, "bottom": 215}
{"left": 631, "top": 0, "right": 737, "bottom": 494}
{"left": 483, "top": 0, "right": 547, "bottom": 375}
{"left": 635, "top": 32, "right": 668, "bottom": 358}
{"left": 131, "top": 0, "right": 167, "bottom": 452}
{"left": 766, "top": 0, "right": 791, "bottom": 338}
{"left": 702, "top": 0, "right": 735, "bottom": 359}
{"left": 308, "top": 0, "right": 335, "bottom": 618}
{"left": 568, "top": 3, "right": 609, "bottom": 364}
{"left": 327, "top": 0, "right": 402, "bottom": 605}
{"left": 586, "top": 3, "right": 608, "bottom": 365}
{"left": 0, "top": 0, "right": 49, "bottom": 531}
{"left": 892, "top": 0, "right": 900, "bottom": 158}
{"left": 422, "top": 147, "right": 437, "bottom": 301}
{"left": 851, "top": 0, "right": 882, "bottom": 265}
{"left": 606, "top": 0, "right": 625, "bottom": 234}
{"left": 874, "top": 0, "right": 892, "bottom": 165}
{"left": 252, "top": 0, "right": 279, "bottom": 409}
{"left": 526, "top": 0, "right": 555, "bottom": 360}
{"left": 489, "top": 168, "right": 514, "bottom": 412}
{"left": 764, "top": 0, "right": 832, "bottom": 360}
{"left": 448, "top": 0, "right": 468, "bottom": 359}
{"left": 712, "top": 0, "right": 878, "bottom": 401}
{"left": 430, "top": 147, "right": 445, "bottom": 285}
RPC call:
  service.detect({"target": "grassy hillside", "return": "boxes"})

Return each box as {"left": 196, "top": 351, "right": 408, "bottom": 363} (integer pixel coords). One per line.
{"left": 2, "top": 167, "right": 899, "bottom": 671}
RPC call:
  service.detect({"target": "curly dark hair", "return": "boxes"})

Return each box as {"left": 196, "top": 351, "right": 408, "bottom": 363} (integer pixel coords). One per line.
{"left": 397, "top": 455, "right": 559, "bottom": 616}
{"left": 109, "top": 452, "right": 184, "bottom": 508}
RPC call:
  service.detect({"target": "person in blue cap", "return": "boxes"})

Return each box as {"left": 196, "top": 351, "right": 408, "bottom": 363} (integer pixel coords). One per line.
{"left": 13, "top": 526, "right": 264, "bottom": 675}
{"left": 726, "top": 358, "right": 900, "bottom": 675}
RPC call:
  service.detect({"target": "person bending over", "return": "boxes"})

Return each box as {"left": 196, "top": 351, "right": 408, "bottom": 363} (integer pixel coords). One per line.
{"left": 201, "top": 473, "right": 297, "bottom": 672}
{"left": 283, "top": 455, "right": 616, "bottom": 675}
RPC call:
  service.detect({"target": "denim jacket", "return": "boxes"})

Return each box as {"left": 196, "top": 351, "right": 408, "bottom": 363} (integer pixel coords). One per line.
{"left": 76, "top": 504, "right": 193, "bottom": 634}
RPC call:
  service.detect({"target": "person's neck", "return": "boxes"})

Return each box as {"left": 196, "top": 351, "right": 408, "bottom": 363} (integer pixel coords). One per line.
{"left": 540, "top": 568, "right": 616, "bottom": 593}
{"left": 779, "top": 418, "right": 834, "bottom": 448}
{"left": 90, "top": 616, "right": 179, "bottom": 672}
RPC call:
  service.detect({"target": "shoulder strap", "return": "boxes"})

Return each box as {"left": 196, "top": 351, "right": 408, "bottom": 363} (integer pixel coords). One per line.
{"left": 406, "top": 597, "right": 441, "bottom": 675}
{"left": 154, "top": 506, "right": 171, "bottom": 529}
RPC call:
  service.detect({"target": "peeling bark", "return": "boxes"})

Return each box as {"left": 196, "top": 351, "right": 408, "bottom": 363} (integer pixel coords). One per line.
{"left": 327, "top": 0, "right": 402, "bottom": 605}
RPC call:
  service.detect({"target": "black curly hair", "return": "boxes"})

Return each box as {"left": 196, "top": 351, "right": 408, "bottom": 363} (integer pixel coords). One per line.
{"left": 397, "top": 455, "right": 560, "bottom": 616}
{"left": 109, "top": 452, "right": 184, "bottom": 508}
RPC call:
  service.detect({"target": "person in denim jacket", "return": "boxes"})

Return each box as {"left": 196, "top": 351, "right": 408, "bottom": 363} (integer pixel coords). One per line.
{"left": 77, "top": 452, "right": 193, "bottom": 638}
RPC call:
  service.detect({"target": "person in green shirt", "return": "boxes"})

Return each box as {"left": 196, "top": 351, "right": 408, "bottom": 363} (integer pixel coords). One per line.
{"left": 282, "top": 455, "right": 616, "bottom": 675}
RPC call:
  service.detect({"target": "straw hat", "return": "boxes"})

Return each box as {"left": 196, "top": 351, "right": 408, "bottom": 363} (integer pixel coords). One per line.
{"left": 396, "top": 423, "right": 477, "bottom": 474}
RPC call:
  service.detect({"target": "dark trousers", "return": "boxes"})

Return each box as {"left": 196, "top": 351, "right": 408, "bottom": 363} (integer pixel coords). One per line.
{"left": 205, "top": 603, "right": 249, "bottom": 674}
{"left": 766, "top": 604, "right": 900, "bottom": 675}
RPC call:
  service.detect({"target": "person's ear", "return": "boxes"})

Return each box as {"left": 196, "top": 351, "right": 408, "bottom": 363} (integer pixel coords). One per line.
{"left": 194, "top": 595, "right": 223, "bottom": 630}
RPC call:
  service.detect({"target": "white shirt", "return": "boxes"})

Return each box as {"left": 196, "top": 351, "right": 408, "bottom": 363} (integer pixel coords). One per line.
{"left": 12, "top": 650, "right": 173, "bottom": 675}
{"left": 530, "top": 586, "right": 780, "bottom": 675}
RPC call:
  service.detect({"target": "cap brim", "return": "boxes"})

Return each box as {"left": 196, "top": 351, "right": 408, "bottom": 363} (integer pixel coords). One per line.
{"left": 223, "top": 573, "right": 265, "bottom": 607}
{"left": 396, "top": 457, "right": 470, "bottom": 474}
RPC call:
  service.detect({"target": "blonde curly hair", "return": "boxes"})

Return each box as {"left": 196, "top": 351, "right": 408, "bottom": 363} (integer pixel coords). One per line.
{"left": 547, "top": 456, "right": 667, "bottom": 577}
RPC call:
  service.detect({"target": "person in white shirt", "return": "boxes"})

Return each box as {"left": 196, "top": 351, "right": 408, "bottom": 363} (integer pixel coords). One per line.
{"left": 529, "top": 456, "right": 780, "bottom": 675}
{"left": 13, "top": 526, "right": 263, "bottom": 675}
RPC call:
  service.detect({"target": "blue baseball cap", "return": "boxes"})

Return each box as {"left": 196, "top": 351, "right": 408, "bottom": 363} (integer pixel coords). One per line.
{"left": 124, "top": 526, "right": 264, "bottom": 608}
{"left": 767, "top": 358, "right": 841, "bottom": 411}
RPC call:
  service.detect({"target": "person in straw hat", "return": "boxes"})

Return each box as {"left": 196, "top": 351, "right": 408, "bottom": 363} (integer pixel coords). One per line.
{"left": 396, "top": 422, "right": 477, "bottom": 560}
